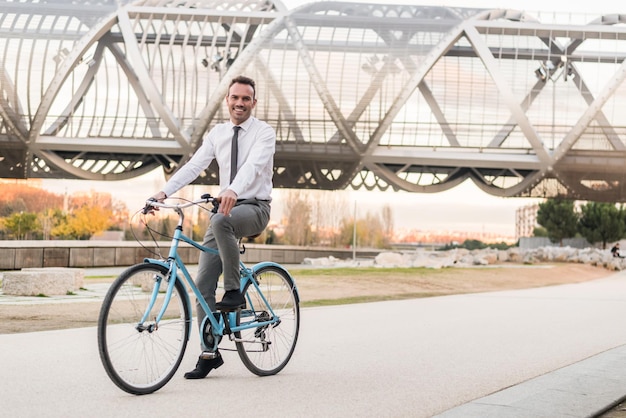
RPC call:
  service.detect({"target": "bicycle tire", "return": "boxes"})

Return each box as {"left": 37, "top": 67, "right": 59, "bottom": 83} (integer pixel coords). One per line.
{"left": 235, "top": 265, "right": 300, "bottom": 376}
{"left": 97, "top": 263, "right": 191, "bottom": 395}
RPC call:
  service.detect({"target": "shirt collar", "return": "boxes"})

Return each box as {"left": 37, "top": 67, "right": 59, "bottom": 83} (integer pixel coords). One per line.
{"left": 231, "top": 116, "right": 255, "bottom": 132}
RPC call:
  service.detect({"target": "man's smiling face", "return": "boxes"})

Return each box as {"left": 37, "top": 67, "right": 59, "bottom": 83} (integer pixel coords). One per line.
{"left": 226, "top": 82, "right": 256, "bottom": 125}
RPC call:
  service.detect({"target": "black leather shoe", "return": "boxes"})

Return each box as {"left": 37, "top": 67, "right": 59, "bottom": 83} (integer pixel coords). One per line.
{"left": 215, "top": 290, "right": 246, "bottom": 311}
{"left": 183, "top": 353, "right": 224, "bottom": 379}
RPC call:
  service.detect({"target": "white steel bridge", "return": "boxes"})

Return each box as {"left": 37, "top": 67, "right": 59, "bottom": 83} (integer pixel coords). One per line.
{"left": 1, "top": 0, "right": 626, "bottom": 201}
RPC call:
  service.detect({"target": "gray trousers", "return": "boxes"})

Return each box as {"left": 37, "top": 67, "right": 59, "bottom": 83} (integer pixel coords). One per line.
{"left": 195, "top": 199, "right": 270, "bottom": 327}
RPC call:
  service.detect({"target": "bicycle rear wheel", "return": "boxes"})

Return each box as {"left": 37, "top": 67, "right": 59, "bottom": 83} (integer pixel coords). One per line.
{"left": 97, "top": 263, "right": 190, "bottom": 395}
{"left": 235, "top": 265, "right": 300, "bottom": 376}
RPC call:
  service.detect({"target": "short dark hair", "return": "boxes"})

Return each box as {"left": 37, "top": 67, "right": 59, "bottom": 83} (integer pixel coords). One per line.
{"left": 229, "top": 75, "right": 256, "bottom": 99}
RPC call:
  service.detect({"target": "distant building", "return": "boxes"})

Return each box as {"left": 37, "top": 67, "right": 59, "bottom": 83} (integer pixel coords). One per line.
{"left": 516, "top": 203, "right": 540, "bottom": 240}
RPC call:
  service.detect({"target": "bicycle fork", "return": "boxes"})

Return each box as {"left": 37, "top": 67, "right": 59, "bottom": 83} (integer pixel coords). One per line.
{"left": 135, "top": 263, "right": 178, "bottom": 331}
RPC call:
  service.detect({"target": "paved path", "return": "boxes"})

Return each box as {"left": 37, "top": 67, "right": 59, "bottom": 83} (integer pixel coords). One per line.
{"left": 2, "top": 269, "right": 626, "bottom": 417}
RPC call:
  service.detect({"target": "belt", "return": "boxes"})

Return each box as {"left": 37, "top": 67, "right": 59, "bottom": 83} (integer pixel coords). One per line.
{"left": 236, "top": 198, "right": 271, "bottom": 205}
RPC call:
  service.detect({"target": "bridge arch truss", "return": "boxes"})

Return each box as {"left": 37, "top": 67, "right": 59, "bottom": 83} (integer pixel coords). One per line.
{"left": 2, "top": 0, "right": 626, "bottom": 201}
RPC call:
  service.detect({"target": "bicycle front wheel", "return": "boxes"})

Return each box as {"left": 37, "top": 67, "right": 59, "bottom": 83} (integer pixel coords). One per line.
{"left": 236, "top": 265, "right": 300, "bottom": 376}
{"left": 97, "top": 263, "right": 191, "bottom": 395}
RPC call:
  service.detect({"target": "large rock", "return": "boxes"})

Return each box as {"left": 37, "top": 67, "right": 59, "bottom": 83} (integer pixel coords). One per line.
{"left": 374, "top": 252, "right": 404, "bottom": 267}
{"left": 497, "top": 250, "right": 510, "bottom": 262}
{"left": 2, "top": 270, "right": 76, "bottom": 296}
{"left": 475, "top": 250, "right": 498, "bottom": 265}
{"left": 21, "top": 267, "right": 84, "bottom": 289}
{"left": 302, "top": 256, "right": 341, "bottom": 266}
{"left": 298, "top": 245, "right": 619, "bottom": 273}
{"left": 507, "top": 248, "right": 523, "bottom": 263}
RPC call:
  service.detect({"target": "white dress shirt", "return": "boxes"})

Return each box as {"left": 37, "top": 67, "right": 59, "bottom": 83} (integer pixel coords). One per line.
{"left": 162, "top": 116, "right": 275, "bottom": 200}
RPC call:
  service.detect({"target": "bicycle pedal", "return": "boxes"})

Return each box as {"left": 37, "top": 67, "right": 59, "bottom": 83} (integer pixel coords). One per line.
{"left": 199, "top": 351, "right": 218, "bottom": 360}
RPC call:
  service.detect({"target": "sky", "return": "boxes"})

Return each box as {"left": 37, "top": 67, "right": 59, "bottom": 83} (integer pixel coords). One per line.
{"left": 39, "top": 0, "right": 621, "bottom": 238}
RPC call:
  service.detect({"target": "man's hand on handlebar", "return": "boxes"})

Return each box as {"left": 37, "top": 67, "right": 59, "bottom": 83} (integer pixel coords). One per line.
{"left": 217, "top": 189, "right": 237, "bottom": 217}
{"left": 144, "top": 191, "right": 167, "bottom": 215}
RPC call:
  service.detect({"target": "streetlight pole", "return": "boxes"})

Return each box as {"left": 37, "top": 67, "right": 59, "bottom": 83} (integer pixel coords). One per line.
{"left": 18, "top": 211, "right": 23, "bottom": 240}
{"left": 352, "top": 200, "right": 357, "bottom": 261}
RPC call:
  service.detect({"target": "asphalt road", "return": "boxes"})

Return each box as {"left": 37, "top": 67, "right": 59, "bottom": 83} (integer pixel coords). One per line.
{"left": 3, "top": 272, "right": 626, "bottom": 417}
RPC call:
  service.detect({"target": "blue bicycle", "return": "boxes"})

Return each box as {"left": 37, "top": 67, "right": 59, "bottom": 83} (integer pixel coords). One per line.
{"left": 97, "top": 195, "right": 300, "bottom": 395}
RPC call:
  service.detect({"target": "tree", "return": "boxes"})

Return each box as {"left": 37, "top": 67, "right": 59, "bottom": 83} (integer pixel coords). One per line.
{"left": 0, "top": 183, "right": 136, "bottom": 240}
{"left": 51, "top": 205, "right": 113, "bottom": 239}
{"left": 309, "top": 190, "right": 349, "bottom": 247}
{"left": 536, "top": 197, "right": 578, "bottom": 246}
{"left": 192, "top": 210, "right": 210, "bottom": 242}
{"left": 381, "top": 204, "right": 394, "bottom": 245}
{"left": 0, "top": 183, "right": 63, "bottom": 215}
{"left": 0, "top": 197, "right": 27, "bottom": 217}
{"left": 110, "top": 199, "right": 130, "bottom": 232}
{"left": 3, "top": 212, "right": 40, "bottom": 239}
{"left": 578, "top": 201, "right": 624, "bottom": 249}
{"left": 283, "top": 190, "right": 312, "bottom": 246}
{"left": 38, "top": 208, "right": 63, "bottom": 240}
{"left": 361, "top": 212, "right": 387, "bottom": 248}
{"left": 159, "top": 216, "right": 178, "bottom": 239}
{"left": 338, "top": 211, "right": 388, "bottom": 249}
{"left": 533, "top": 226, "right": 548, "bottom": 237}
{"left": 462, "top": 239, "right": 487, "bottom": 250}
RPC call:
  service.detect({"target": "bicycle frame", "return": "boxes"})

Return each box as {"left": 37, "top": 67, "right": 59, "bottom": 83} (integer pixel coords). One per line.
{"left": 138, "top": 205, "right": 286, "bottom": 349}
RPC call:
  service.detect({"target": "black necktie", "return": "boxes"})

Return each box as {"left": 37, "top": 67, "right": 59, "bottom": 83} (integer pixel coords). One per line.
{"left": 230, "top": 126, "right": 241, "bottom": 184}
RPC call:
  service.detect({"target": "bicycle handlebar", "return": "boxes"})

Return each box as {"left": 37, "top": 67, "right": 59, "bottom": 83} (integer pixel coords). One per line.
{"left": 142, "top": 193, "right": 217, "bottom": 214}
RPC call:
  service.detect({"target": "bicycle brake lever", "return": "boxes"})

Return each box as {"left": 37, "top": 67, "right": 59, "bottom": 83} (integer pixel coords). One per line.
{"left": 142, "top": 198, "right": 157, "bottom": 215}
{"left": 209, "top": 196, "right": 220, "bottom": 214}
{"left": 199, "top": 193, "right": 219, "bottom": 213}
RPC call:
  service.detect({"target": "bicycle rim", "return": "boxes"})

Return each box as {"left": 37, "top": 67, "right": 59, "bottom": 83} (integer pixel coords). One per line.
{"left": 236, "top": 265, "right": 300, "bottom": 376}
{"left": 97, "top": 264, "right": 190, "bottom": 395}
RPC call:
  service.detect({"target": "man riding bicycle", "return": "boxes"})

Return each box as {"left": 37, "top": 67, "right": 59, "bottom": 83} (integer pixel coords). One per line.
{"left": 150, "top": 75, "right": 275, "bottom": 379}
